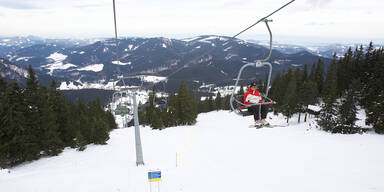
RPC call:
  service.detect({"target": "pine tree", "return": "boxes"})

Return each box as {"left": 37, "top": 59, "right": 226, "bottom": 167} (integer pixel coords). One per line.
{"left": 281, "top": 74, "right": 298, "bottom": 123}
{"left": 166, "top": 93, "right": 178, "bottom": 126}
{"left": 145, "top": 86, "right": 156, "bottom": 125}
{"left": 177, "top": 82, "right": 197, "bottom": 125}
{"left": 269, "top": 71, "right": 283, "bottom": 107}
{"left": 39, "top": 86, "right": 64, "bottom": 156}
{"left": 323, "top": 53, "right": 339, "bottom": 101}
{"left": 237, "top": 85, "right": 245, "bottom": 95}
{"left": 215, "top": 92, "right": 222, "bottom": 110}
{"left": 0, "top": 82, "right": 28, "bottom": 166}
{"left": 223, "top": 95, "right": 231, "bottom": 110}
{"left": 302, "top": 64, "right": 308, "bottom": 82}
{"left": 75, "top": 130, "right": 87, "bottom": 151}
{"left": 317, "top": 57, "right": 339, "bottom": 132}
{"left": 359, "top": 45, "right": 384, "bottom": 134}
{"left": 48, "top": 81, "right": 76, "bottom": 147}
{"left": 23, "top": 66, "right": 42, "bottom": 161}
{"left": 151, "top": 109, "right": 164, "bottom": 129}
{"left": 77, "top": 100, "right": 93, "bottom": 144}
{"left": 106, "top": 110, "right": 118, "bottom": 130}
{"left": 88, "top": 97, "right": 110, "bottom": 144}
{"left": 301, "top": 80, "right": 318, "bottom": 122}
{"left": 207, "top": 96, "right": 215, "bottom": 112}
{"left": 314, "top": 59, "right": 324, "bottom": 96}
{"left": 294, "top": 68, "right": 305, "bottom": 122}
{"left": 337, "top": 89, "right": 358, "bottom": 130}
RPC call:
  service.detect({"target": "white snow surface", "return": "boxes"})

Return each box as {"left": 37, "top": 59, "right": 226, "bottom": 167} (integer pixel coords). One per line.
{"left": 44, "top": 52, "right": 76, "bottom": 75}
{"left": 76, "top": 64, "right": 104, "bottom": 72}
{"left": 140, "top": 75, "right": 167, "bottom": 83}
{"left": 308, "top": 104, "right": 321, "bottom": 112}
{"left": 1, "top": 111, "right": 383, "bottom": 192}
{"left": 112, "top": 60, "right": 132, "bottom": 65}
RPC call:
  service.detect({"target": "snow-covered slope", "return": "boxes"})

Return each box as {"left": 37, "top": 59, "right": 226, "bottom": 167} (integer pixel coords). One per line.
{"left": 1, "top": 111, "right": 383, "bottom": 192}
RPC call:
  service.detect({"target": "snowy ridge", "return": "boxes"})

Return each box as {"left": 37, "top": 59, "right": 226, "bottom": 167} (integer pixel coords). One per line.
{"left": 1, "top": 63, "right": 29, "bottom": 78}
{"left": 0, "top": 111, "right": 382, "bottom": 192}
{"left": 76, "top": 64, "right": 104, "bottom": 72}
{"left": 112, "top": 60, "right": 132, "bottom": 65}
{"left": 43, "top": 52, "right": 76, "bottom": 75}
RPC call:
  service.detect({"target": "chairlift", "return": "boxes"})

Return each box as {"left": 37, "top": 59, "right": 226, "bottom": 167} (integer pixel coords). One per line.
{"left": 151, "top": 81, "right": 168, "bottom": 111}
{"left": 115, "top": 104, "right": 131, "bottom": 115}
{"left": 230, "top": 19, "right": 276, "bottom": 117}
{"left": 228, "top": 0, "right": 295, "bottom": 116}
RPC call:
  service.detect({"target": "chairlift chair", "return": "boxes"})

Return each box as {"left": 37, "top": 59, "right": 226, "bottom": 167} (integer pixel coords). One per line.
{"left": 230, "top": 19, "right": 276, "bottom": 117}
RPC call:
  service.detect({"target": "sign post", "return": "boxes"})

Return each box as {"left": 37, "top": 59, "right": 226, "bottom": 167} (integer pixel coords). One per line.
{"left": 148, "top": 170, "right": 161, "bottom": 192}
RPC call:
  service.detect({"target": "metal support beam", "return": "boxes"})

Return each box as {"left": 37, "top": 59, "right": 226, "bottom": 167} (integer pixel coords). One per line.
{"left": 132, "top": 91, "right": 144, "bottom": 166}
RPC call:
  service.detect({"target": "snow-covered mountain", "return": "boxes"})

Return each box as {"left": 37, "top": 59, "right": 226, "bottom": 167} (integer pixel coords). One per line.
{"left": 1, "top": 110, "right": 382, "bottom": 192}
{"left": 0, "top": 58, "right": 29, "bottom": 84}
{"left": 0, "top": 58, "right": 66, "bottom": 87}
{"left": 2, "top": 35, "right": 330, "bottom": 91}
{"left": 252, "top": 40, "right": 383, "bottom": 58}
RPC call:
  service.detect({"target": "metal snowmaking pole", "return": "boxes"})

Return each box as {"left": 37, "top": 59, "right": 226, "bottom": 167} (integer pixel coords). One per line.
{"left": 113, "top": 0, "right": 144, "bottom": 166}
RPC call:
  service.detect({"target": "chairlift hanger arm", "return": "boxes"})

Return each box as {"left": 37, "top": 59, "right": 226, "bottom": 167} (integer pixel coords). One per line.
{"left": 229, "top": 0, "right": 295, "bottom": 116}
{"left": 231, "top": 0, "right": 295, "bottom": 40}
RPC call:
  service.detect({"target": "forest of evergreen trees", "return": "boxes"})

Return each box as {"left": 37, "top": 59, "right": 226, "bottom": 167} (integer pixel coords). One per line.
{"left": 0, "top": 66, "right": 117, "bottom": 168}
{"left": 141, "top": 43, "right": 383, "bottom": 135}
{"left": 268, "top": 42, "right": 383, "bottom": 134}
{"left": 139, "top": 82, "right": 198, "bottom": 129}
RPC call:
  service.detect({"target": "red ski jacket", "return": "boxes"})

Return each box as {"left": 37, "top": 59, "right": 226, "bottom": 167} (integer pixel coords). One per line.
{"left": 243, "top": 89, "right": 263, "bottom": 105}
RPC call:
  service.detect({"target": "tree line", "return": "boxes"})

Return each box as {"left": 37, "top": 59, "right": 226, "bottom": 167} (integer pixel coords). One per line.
{"left": 0, "top": 66, "right": 117, "bottom": 168}
{"left": 137, "top": 42, "right": 383, "bottom": 134}
{"left": 139, "top": 82, "right": 198, "bottom": 129}
{"left": 268, "top": 42, "right": 383, "bottom": 134}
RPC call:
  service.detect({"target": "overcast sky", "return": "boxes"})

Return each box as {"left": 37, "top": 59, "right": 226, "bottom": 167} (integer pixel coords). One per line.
{"left": 0, "top": 0, "right": 383, "bottom": 44}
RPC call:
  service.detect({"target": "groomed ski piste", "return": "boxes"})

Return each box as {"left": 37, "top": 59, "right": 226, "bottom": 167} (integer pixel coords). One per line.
{"left": 1, "top": 110, "right": 383, "bottom": 192}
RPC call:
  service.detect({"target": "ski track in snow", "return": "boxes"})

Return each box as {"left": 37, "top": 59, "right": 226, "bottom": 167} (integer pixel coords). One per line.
{"left": 0, "top": 111, "right": 383, "bottom": 192}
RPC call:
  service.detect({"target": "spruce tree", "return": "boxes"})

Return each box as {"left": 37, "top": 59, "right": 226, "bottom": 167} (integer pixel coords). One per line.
{"left": 88, "top": 98, "right": 110, "bottom": 144}
{"left": 314, "top": 59, "right": 324, "bottom": 96}
{"left": 166, "top": 93, "right": 178, "bottom": 126}
{"left": 207, "top": 96, "right": 215, "bottom": 112}
{"left": 215, "top": 92, "right": 222, "bottom": 110}
{"left": 323, "top": 54, "right": 339, "bottom": 98}
{"left": 223, "top": 95, "right": 231, "bottom": 110}
{"left": 39, "top": 86, "right": 64, "bottom": 156}
{"left": 269, "top": 71, "right": 283, "bottom": 108}
{"left": 0, "top": 82, "right": 28, "bottom": 166}
{"left": 281, "top": 74, "right": 298, "bottom": 123}
{"left": 317, "top": 58, "right": 339, "bottom": 132}
{"left": 302, "top": 80, "right": 318, "bottom": 122}
{"left": 151, "top": 109, "right": 164, "bottom": 129}
{"left": 337, "top": 89, "right": 358, "bottom": 130}
{"left": 177, "top": 82, "right": 197, "bottom": 125}
{"left": 75, "top": 130, "right": 87, "bottom": 151}
{"left": 237, "top": 85, "right": 245, "bottom": 95}
{"left": 23, "top": 66, "right": 42, "bottom": 161}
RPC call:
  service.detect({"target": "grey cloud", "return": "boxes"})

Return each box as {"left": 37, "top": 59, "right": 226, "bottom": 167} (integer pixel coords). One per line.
{"left": 0, "top": 1, "right": 41, "bottom": 9}
{"left": 305, "top": 0, "right": 333, "bottom": 8}
{"left": 305, "top": 22, "right": 335, "bottom": 26}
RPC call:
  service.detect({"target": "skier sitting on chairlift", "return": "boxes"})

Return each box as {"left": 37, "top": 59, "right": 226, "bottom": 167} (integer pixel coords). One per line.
{"left": 156, "top": 98, "right": 167, "bottom": 111}
{"left": 244, "top": 82, "right": 268, "bottom": 126}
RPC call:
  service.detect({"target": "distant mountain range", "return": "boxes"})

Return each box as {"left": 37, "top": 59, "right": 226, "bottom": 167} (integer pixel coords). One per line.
{"left": 2, "top": 35, "right": 375, "bottom": 92}
{"left": 248, "top": 40, "right": 382, "bottom": 58}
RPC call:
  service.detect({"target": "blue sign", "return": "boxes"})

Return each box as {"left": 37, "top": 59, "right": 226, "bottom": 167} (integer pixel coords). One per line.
{"left": 148, "top": 171, "right": 161, "bottom": 182}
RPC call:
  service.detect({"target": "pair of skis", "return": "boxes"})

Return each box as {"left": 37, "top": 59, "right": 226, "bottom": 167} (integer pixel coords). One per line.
{"left": 249, "top": 123, "right": 288, "bottom": 129}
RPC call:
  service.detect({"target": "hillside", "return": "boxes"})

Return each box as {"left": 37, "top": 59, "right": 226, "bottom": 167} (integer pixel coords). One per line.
{"left": 1, "top": 111, "right": 382, "bottom": 192}
{"left": 2, "top": 36, "right": 331, "bottom": 91}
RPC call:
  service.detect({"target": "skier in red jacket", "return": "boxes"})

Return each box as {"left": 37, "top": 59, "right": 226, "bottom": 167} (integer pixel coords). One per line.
{"left": 243, "top": 82, "right": 268, "bottom": 125}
